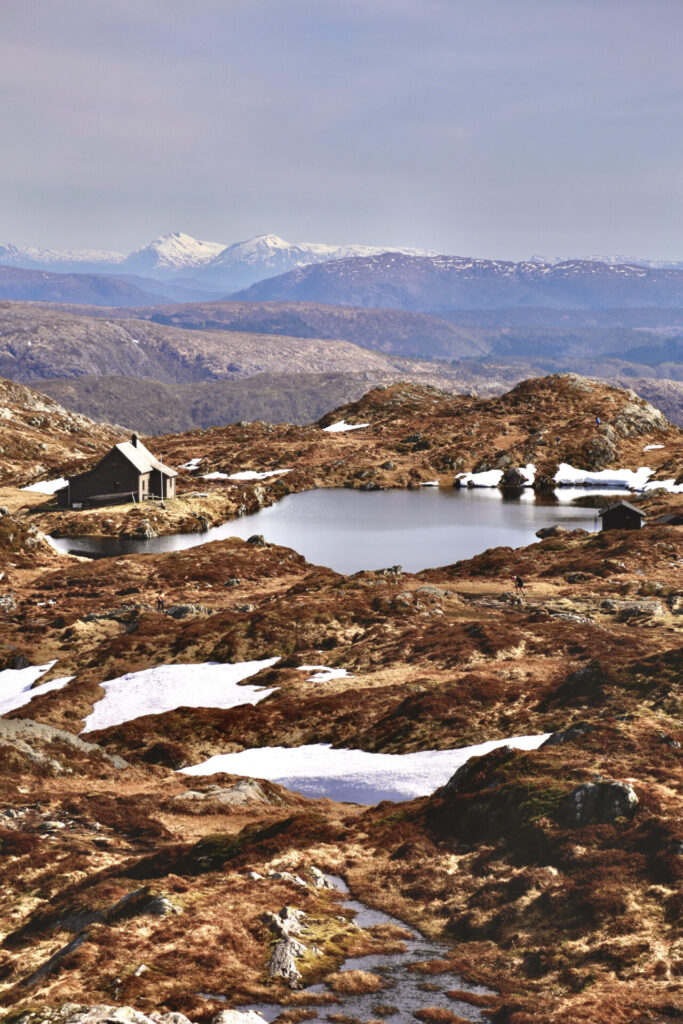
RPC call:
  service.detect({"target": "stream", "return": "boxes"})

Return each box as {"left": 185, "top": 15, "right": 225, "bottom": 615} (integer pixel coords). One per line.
{"left": 242, "top": 874, "right": 494, "bottom": 1023}
{"left": 48, "top": 485, "right": 618, "bottom": 574}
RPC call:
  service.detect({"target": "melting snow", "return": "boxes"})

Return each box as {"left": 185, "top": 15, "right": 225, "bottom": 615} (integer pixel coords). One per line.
{"left": 643, "top": 444, "right": 665, "bottom": 451}
{"left": 0, "top": 661, "right": 73, "bottom": 716}
{"left": 297, "top": 665, "right": 351, "bottom": 683}
{"left": 456, "top": 464, "right": 535, "bottom": 488}
{"left": 180, "top": 733, "right": 551, "bottom": 802}
{"left": 81, "top": 658, "right": 280, "bottom": 734}
{"left": 643, "top": 477, "right": 683, "bottom": 494}
{"left": 554, "top": 463, "right": 654, "bottom": 489}
{"left": 180, "top": 457, "right": 203, "bottom": 471}
{"left": 21, "top": 477, "right": 68, "bottom": 494}
{"left": 215, "top": 469, "right": 293, "bottom": 481}
{"left": 322, "top": 421, "right": 370, "bottom": 433}
{"left": 420, "top": 480, "right": 439, "bottom": 487}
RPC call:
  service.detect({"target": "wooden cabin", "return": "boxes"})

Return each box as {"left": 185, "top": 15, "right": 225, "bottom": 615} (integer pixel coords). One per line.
{"left": 57, "top": 434, "right": 177, "bottom": 509}
{"left": 598, "top": 500, "right": 646, "bottom": 531}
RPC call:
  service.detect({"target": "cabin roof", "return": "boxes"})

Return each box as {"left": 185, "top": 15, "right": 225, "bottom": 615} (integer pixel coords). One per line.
{"left": 598, "top": 500, "right": 646, "bottom": 518}
{"left": 115, "top": 440, "right": 177, "bottom": 478}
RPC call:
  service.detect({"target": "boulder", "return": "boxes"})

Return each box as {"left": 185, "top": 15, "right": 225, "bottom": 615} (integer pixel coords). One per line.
{"left": 134, "top": 520, "right": 157, "bottom": 539}
{"left": 500, "top": 467, "right": 527, "bottom": 489}
{"left": 560, "top": 780, "right": 639, "bottom": 827}
{"left": 247, "top": 534, "right": 265, "bottom": 546}
{"left": 535, "top": 525, "right": 566, "bottom": 539}
{"left": 542, "top": 722, "right": 593, "bottom": 746}
{"left": 211, "top": 1013, "right": 266, "bottom": 1024}
{"left": 533, "top": 475, "right": 556, "bottom": 494}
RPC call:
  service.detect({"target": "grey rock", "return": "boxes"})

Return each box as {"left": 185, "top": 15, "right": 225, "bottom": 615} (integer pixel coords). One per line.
{"left": 211, "top": 1011, "right": 267, "bottom": 1024}
{"left": 247, "top": 534, "right": 265, "bottom": 546}
{"left": 533, "top": 474, "right": 556, "bottom": 494}
{"left": 142, "top": 895, "right": 182, "bottom": 916}
{"left": 0, "top": 593, "right": 17, "bottom": 613}
{"left": 536, "top": 525, "right": 566, "bottom": 539}
{"left": 0, "top": 505, "right": 9, "bottom": 516}
{"left": 542, "top": 722, "right": 594, "bottom": 747}
{"left": 500, "top": 466, "right": 527, "bottom": 489}
{"left": 134, "top": 519, "right": 157, "bottom": 539}
{"left": 561, "top": 780, "right": 639, "bottom": 827}
{"left": 165, "top": 603, "right": 211, "bottom": 619}
{"left": 224, "top": 577, "right": 241, "bottom": 587}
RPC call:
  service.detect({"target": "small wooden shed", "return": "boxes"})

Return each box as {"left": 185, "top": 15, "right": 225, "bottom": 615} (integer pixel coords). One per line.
{"left": 57, "top": 434, "right": 177, "bottom": 509}
{"left": 598, "top": 500, "right": 646, "bottom": 531}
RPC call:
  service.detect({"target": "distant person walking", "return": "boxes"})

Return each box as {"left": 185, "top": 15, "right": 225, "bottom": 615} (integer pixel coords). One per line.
{"left": 156, "top": 590, "right": 166, "bottom": 613}
{"left": 512, "top": 575, "right": 525, "bottom": 597}
{"left": 596, "top": 415, "right": 601, "bottom": 428}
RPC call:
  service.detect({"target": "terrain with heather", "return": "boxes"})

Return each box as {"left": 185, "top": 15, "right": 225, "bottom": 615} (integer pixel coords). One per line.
{"left": 0, "top": 373, "right": 680, "bottom": 1024}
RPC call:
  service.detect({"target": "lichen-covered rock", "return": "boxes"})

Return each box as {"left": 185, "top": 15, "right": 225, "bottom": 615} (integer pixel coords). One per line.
{"left": 560, "top": 780, "right": 639, "bottom": 826}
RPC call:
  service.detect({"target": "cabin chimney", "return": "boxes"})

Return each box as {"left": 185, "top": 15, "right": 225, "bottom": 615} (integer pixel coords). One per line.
{"left": 131, "top": 433, "right": 138, "bottom": 447}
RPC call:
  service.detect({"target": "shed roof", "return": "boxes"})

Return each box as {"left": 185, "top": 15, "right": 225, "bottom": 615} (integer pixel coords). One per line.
{"left": 598, "top": 500, "right": 646, "bottom": 518}
{"left": 115, "top": 440, "right": 177, "bottom": 478}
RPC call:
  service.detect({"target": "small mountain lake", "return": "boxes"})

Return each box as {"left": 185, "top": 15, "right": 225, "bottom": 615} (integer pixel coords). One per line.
{"left": 48, "top": 485, "right": 619, "bottom": 573}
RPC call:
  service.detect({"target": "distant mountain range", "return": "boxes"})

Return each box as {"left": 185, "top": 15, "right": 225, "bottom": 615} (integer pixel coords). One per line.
{"left": 0, "top": 231, "right": 433, "bottom": 293}
{"left": 234, "top": 254, "right": 683, "bottom": 311}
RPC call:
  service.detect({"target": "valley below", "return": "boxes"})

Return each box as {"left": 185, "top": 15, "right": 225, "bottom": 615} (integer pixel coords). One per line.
{"left": 0, "top": 372, "right": 680, "bottom": 1024}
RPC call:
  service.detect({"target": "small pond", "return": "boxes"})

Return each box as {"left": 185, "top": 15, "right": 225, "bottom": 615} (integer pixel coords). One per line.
{"left": 49, "top": 485, "right": 620, "bottom": 573}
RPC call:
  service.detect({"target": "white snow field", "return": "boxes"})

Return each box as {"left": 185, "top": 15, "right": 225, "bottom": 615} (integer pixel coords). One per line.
{"left": 81, "top": 658, "right": 280, "bottom": 734}
{"left": 0, "top": 661, "right": 73, "bottom": 716}
{"left": 322, "top": 421, "right": 370, "bottom": 433}
{"left": 20, "top": 477, "right": 68, "bottom": 494}
{"left": 180, "top": 733, "right": 551, "bottom": 803}
{"left": 297, "top": 665, "right": 351, "bottom": 683}
{"left": 179, "top": 457, "right": 203, "bottom": 471}
{"left": 554, "top": 463, "right": 654, "bottom": 488}
{"left": 204, "top": 469, "right": 293, "bottom": 481}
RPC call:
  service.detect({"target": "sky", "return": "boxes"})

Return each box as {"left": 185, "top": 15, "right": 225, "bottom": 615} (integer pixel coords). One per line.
{"left": 0, "top": 0, "right": 681, "bottom": 259}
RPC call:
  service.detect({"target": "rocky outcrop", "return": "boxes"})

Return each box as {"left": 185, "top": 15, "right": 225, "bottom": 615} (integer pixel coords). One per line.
{"left": 560, "top": 780, "right": 639, "bottom": 827}
{"left": 14, "top": 1006, "right": 262, "bottom": 1024}
{"left": 265, "top": 905, "right": 308, "bottom": 987}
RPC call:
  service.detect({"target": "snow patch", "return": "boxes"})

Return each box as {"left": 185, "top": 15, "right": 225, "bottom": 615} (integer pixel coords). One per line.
{"left": 420, "top": 480, "right": 439, "bottom": 487}
{"left": 81, "top": 658, "right": 280, "bottom": 734}
{"left": 0, "top": 661, "right": 73, "bottom": 716}
{"left": 180, "top": 733, "right": 551, "bottom": 802}
{"left": 554, "top": 463, "right": 654, "bottom": 489}
{"left": 179, "top": 457, "right": 203, "bottom": 471}
{"left": 643, "top": 477, "right": 683, "bottom": 494}
{"left": 643, "top": 444, "right": 665, "bottom": 451}
{"left": 323, "top": 421, "right": 370, "bottom": 433}
{"left": 21, "top": 477, "right": 67, "bottom": 494}
{"left": 221, "top": 469, "right": 292, "bottom": 481}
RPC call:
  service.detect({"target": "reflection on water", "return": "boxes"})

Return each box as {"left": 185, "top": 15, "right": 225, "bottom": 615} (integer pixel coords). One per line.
{"left": 242, "top": 873, "right": 493, "bottom": 1023}
{"left": 48, "top": 486, "right": 616, "bottom": 574}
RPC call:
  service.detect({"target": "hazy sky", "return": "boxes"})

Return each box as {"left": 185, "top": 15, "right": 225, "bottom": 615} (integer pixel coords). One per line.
{"left": 1, "top": 0, "right": 681, "bottom": 258}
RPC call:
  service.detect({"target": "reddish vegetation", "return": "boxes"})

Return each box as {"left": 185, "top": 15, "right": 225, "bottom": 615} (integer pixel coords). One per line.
{"left": 0, "top": 373, "right": 680, "bottom": 1022}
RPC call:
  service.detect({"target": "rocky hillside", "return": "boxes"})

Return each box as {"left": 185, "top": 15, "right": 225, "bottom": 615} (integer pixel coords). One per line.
{"left": 0, "top": 378, "right": 120, "bottom": 486}
{"left": 0, "top": 303, "right": 433, "bottom": 385}
{"left": 234, "top": 253, "right": 683, "bottom": 310}
{"left": 0, "top": 473, "right": 680, "bottom": 1022}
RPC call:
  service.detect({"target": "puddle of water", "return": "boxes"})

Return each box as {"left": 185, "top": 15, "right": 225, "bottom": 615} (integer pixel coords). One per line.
{"left": 241, "top": 873, "right": 493, "bottom": 1023}
{"left": 47, "top": 486, "right": 617, "bottom": 574}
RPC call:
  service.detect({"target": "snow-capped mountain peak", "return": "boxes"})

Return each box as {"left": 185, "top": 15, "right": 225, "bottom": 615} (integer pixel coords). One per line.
{"left": 123, "top": 231, "right": 227, "bottom": 276}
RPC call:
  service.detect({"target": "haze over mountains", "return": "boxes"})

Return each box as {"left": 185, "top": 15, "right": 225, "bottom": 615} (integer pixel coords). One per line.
{"left": 0, "top": 229, "right": 681, "bottom": 432}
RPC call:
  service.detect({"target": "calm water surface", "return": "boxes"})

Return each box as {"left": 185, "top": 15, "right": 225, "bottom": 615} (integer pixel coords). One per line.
{"left": 49, "top": 486, "right": 615, "bottom": 574}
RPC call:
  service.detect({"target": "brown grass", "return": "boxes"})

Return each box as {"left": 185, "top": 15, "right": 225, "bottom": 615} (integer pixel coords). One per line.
{"left": 327, "top": 969, "right": 386, "bottom": 994}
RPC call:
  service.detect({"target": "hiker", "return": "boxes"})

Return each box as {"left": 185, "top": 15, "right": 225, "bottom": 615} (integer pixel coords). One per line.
{"left": 512, "top": 575, "right": 525, "bottom": 596}
{"left": 555, "top": 435, "right": 560, "bottom": 446}
{"left": 156, "top": 590, "right": 166, "bottom": 613}
{"left": 596, "top": 415, "right": 601, "bottom": 428}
